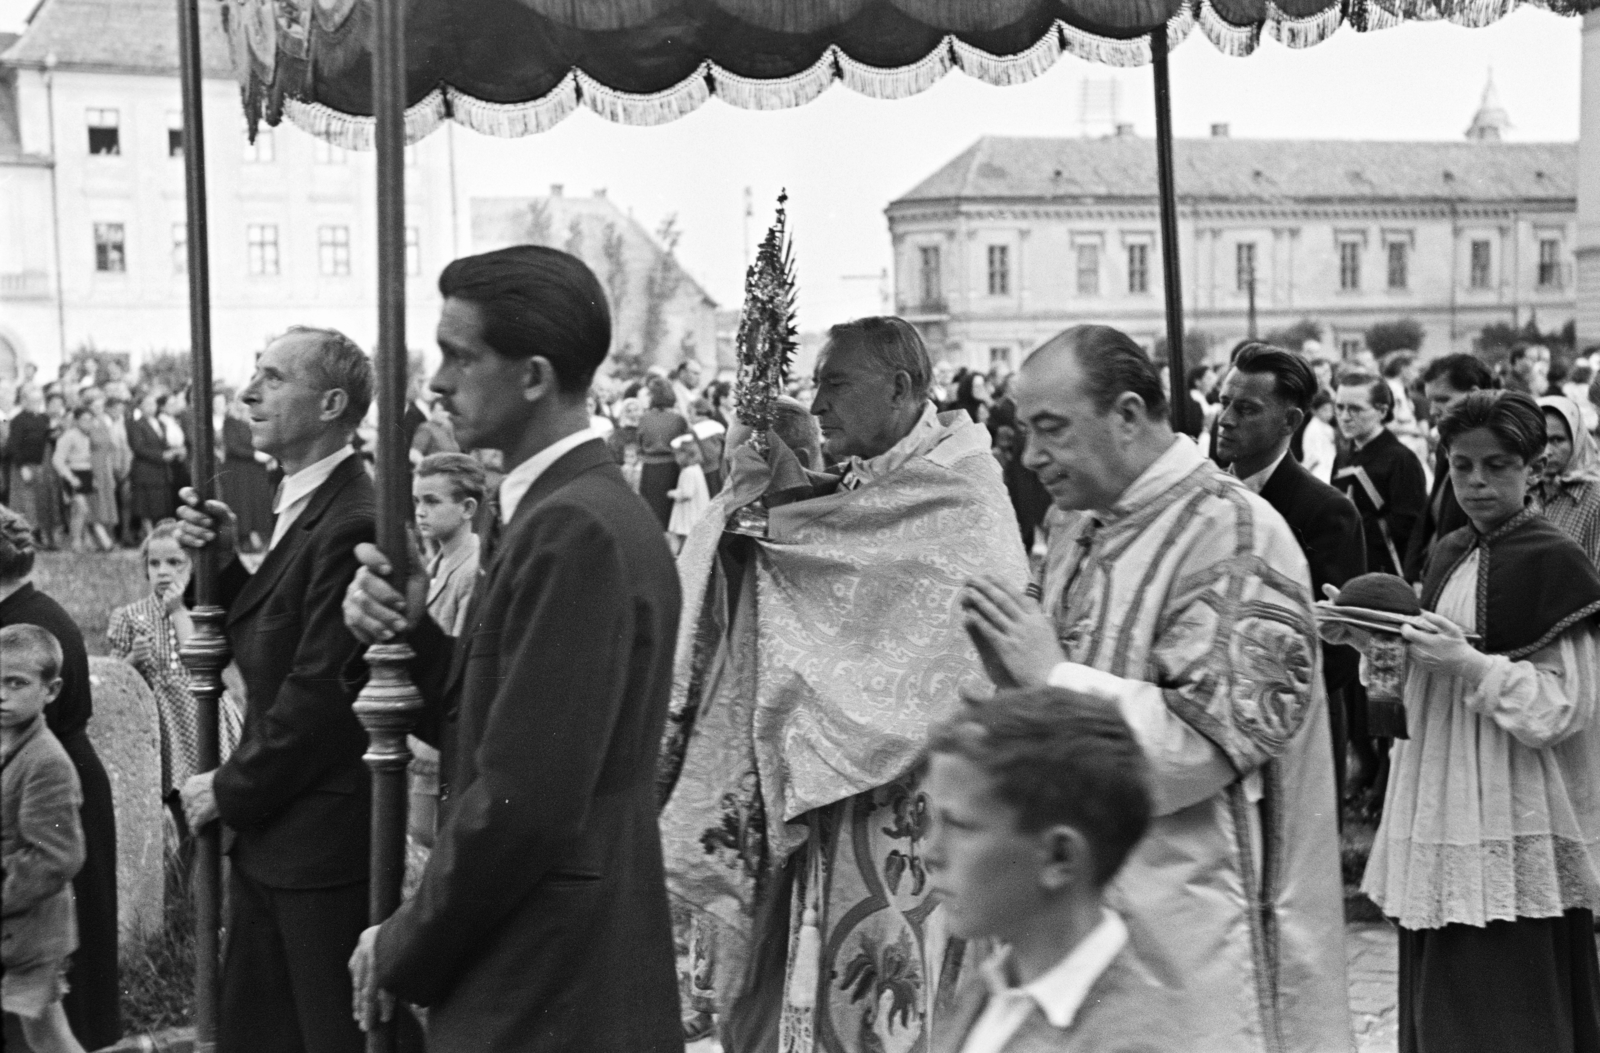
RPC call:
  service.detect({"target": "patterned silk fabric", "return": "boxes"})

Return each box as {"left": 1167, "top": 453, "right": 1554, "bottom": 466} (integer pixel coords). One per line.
{"left": 660, "top": 412, "right": 1027, "bottom": 1051}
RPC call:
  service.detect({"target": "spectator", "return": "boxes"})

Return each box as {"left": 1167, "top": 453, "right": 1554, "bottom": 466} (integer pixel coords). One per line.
{"left": 671, "top": 359, "right": 704, "bottom": 420}
{"left": 948, "top": 370, "right": 993, "bottom": 424}
{"left": 52, "top": 408, "right": 108, "bottom": 553}
{"left": 665, "top": 433, "right": 709, "bottom": 554}
{"left": 1406, "top": 353, "right": 1495, "bottom": 583}
{"left": 413, "top": 453, "right": 484, "bottom": 638}
{"left": 81, "top": 392, "right": 119, "bottom": 549}
{"left": 6, "top": 388, "right": 51, "bottom": 539}
{"left": 606, "top": 397, "right": 644, "bottom": 466}
{"left": 1506, "top": 342, "right": 1551, "bottom": 397}
{"left": 214, "top": 394, "right": 273, "bottom": 553}
{"left": 1, "top": 623, "right": 87, "bottom": 1053}
{"left": 127, "top": 389, "right": 173, "bottom": 540}
{"left": 1562, "top": 363, "right": 1597, "bottom": 433}
{"left": 0, "top": 505, "right": 122, "bottom": 1047}
{"left": 1302, "top": 389, "right": 1338, "bottom": 483}
{"left": 638, "top": 375, "right": 689, "bottom": 529}
{"left": 409, "top": 400, "right": 459, "bottom": 466}
{"left": 1535, "top": 396, "right": 1600, "bottom": 566}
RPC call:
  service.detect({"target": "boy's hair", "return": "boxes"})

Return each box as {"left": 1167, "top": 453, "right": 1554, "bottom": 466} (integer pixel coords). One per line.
{"left": 415, "top": 453, "right": 487, "bottom": 506}
{"left": 0, "top": 623, "right": 64, "bottom": 682}
{"left": 927, "top": 687, "right": 1152, "bottom": 887}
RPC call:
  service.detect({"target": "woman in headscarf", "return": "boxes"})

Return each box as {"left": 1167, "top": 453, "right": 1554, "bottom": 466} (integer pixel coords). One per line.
{"left": 1536, "top": 395, "right": 1600, "bottom": 566}
{"left": 1327, "top": 390, "right": 1600, "bottom": 1053}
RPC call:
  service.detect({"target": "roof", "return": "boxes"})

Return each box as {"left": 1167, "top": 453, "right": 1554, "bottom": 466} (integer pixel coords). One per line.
{"left": 891, "top": 136, "right": 1577, "bottom": 208}
{"left": 1, "top": 0, "right": 232, "bottom": 77}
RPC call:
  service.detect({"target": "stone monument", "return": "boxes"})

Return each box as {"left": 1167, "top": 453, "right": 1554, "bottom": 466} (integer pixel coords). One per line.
{"left": 87, "top": 655, "right": 164, "bottom": 946}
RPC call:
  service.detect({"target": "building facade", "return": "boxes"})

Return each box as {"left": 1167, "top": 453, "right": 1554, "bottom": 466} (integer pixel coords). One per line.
{"left": 0, "top": 0, "right": 458, "bottom": 386}
{"left": 888, "top": 121, "right": 1578, "bottom": 370}
{"left": 1578, "top": 11, "right": 1600, "bottom": 354}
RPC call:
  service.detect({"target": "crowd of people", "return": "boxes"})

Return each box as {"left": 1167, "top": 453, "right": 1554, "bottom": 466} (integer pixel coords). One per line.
{"left": 6, "top": 240, "right": 1600, "bottom": 1053}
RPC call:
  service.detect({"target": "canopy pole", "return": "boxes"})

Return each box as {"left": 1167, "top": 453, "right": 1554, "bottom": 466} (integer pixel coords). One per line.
{"left": 1151, "top": 26, "right": 1188, "bottom": 434}
{"left": 354, "top": 0, "right": 421, "bottom": 1047}
{"left": 174, "top": 0, "right": 227, "bottom": 1045}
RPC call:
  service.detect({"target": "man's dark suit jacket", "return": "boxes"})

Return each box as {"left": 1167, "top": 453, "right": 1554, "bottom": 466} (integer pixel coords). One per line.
{"left": 1403, "top": 446, "right": 1468, "bottom": 584}
{"left": 1259, "top": 455, "right": 1365, "bottom": 695}
{"left": 377, "top": 438, "right": 684, "bottom": 1053}
{"left": 212, "top": 453, "right": 375, "bottom": 888}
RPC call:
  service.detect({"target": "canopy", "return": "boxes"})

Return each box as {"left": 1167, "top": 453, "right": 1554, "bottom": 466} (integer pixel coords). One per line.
{"left": 231, "top": 0, "right": 1596, "bottom": 148}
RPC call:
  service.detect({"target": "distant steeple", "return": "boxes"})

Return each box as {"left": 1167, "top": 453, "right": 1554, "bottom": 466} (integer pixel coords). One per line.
{"left": 1465, "top": 69, "right": 1510, "bottom": 142}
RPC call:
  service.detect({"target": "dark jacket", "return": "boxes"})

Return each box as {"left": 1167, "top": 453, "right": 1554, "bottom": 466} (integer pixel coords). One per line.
{"left": 1403, "top": 445, "right": 1469, "bottom": 584}
{"left": 2, "top": 717, "right": 84, "bottom": 969}
{"left": 212, "top": 452, "right": 375, "bottom": 889}
{"left": 1332, "top": 428, "right": 1427, "bottom": 578}
{"left": 7, "top": 409, "right": 50, "bottom": 465}
{"left": 377, "top": 439, "right": 684, "bottom": 1053}
{"left": 1259, "top": 455, "right": 1366, "bottom": 694}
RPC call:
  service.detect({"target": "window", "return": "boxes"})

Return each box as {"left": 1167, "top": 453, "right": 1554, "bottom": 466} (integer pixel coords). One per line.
{"left": 313, "top": 139, "right": 346, "bottom": 165}
{"left": 986, "top": 245, "right": 1009, "bottom": 296}
{"left": 167, "top": 113, "right": 183, "bottom": 158}
{"left": 1339, "top": 337, "right": 1363, "bottom": 359}
{"left": 247, "top": 224, "right": 279, "bottom": 276}
{"left": 242, "top": 127, "right": 275, "bottom": 164}
{"left": 93, "top": 223, "right": 126, "bottom": 272}
{"left": 405, "top": 227, "right": 421, "bottom": 277}
{"left": 918, "top": 246, "right": 942, "bottom": 307}
{"left": 1235, "top": 243, "right": 1257, "bottom": 293}
{"left": 172, "top": 223, "right": 187, "bottom": 276}
{"left": 1469, "top": 240, "right": 1491, "bottom": 289}
{"left": 989, "top": 346, "right": 1011, "bottom": 368}
{"left": 1076, "top": 245, "right": 1100, "bottom": 296}
{"left": 1127, "top": 243, "right": 1149, "bottom": 294}
{"left": 1538, "top": 239, "right": 1562, "bottom": 289}
{"left": 319, "top": 225, "right": 351, "bottom": 276}
{"left": 86, "top": 108, "right": 120, "bottom": 155}
{"left": 1387, "top": 242, "right": 1408, "bottom": 290}
{"left": 1338, "top": 241, "right": 1360, "bottom": 291}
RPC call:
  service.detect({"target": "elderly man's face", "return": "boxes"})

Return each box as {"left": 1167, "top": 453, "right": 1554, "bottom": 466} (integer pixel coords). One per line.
{"left": 240, "top": 332, "right": 339, "bottom": 460}
{"left": 1014, "top": 351, "right": 1135, "bottom": 512}
{"left": 809, "top": 339, "right": 912, "bottom": 461}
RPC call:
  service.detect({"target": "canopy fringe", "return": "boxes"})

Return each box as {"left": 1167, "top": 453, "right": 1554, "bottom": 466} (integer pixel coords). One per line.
{"left": 1058, "top": 19, "right": 1154, "bottom": 66}
{"left": 446, "top": 75, "right": 579, "bottom": 137}
{"left": 711, "top": 52, "right": 837, "bottom": 110}
{"left": 1197, "top": 0, "right": 1262, "bottom": 56}
{"left": 951, "top": 28, "right": 1063, "bottom": 87}
{"left": 577, "top": 66, "right": 711, "bottom": 125}
{"left": 281, "top": 89, "right": 446, "bottom": 149}
{"left": 1267, "top": 1, "right": 1345, "bottom": 47}
{"left": 836, "top": 41, "right": 952, "bottom": 99}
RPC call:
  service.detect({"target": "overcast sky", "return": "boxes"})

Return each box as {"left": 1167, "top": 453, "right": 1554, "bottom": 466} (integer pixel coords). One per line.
{"left": 2, "top": 2, "right": 1586, "bottom": 328}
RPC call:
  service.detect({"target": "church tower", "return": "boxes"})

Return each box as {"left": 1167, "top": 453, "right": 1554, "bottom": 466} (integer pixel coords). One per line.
{"left": 1465, "top": 68, "right": 1511, "bottom": 141}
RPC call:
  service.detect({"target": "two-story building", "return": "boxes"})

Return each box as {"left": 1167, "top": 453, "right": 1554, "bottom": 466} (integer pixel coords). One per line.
{"left": 888, "top": 92, "right": 1578, "bottom": 370}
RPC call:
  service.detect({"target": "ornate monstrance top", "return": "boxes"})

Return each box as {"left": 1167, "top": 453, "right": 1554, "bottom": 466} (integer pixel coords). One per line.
{"left": 733, "top": 192, "right": 799, "bottom": 452}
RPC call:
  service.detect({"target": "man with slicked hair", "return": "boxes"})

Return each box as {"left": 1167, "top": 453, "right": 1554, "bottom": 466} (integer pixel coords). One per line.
{"left": 960, "top": 324, "right": 1351, "bottom": 1052}
{"left": 341, "top": 246, "right": 683, "bottom": 1053}
{"left": 175, "top": 325, "right": 376, "bottom": 1053}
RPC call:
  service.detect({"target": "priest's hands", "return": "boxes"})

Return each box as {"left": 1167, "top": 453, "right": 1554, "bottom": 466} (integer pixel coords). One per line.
{"left": 348, "top": 925, "right": 394, "bottom": 1031}
{"left": 960, "top": 576, "right": 1064, "bottom": 690}
{"left": 343, "top": 540, "right": 428, "bottom": 644}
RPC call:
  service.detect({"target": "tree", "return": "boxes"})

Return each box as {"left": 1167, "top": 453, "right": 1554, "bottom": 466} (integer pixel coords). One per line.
{"left": 1476, "top": 317, "right": 1575, "bottom": 372}
{"left": 601, "top": 222, "right": 628, "bottom": 339}
{"left": 564, "top": 217, "right": 585, "bottom": 260}
{"left": 522, "top": 200, "right": 554, "bottom": 246}
{"left": 1364, "top": 318, "right": 1425, "bottom": 358}
{"left": 137, "top": 350, "right": 193, "bottom": 396}
{"left": 1263, "top": 318, "right": 1323, "bottom": 353}
{"left": 641, "top": 215, "right": 685, "bottom": 367}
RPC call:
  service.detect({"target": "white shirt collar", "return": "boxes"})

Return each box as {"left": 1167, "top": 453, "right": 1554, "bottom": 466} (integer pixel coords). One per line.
{"left": 497, "top": 426, "right": 606, "bottom": 524}
{"left": 1105, "top": 434, "right": 1206, "bottom": 517}
{"left": 1229, "top": 446, "right": 1290, "bottom": 495}
{"left": 843, "top": 401, "right": 942, "bottom": 490}
{"left": 978, "top": 909, "right": 1128, "bottom": 1030}
{"left": 274, "top": 445, "right": 356, "bottom": 516}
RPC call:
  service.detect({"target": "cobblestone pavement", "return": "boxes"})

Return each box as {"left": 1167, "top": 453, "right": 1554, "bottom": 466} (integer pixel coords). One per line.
{"left": 686, "top": 921, "right": 1405, "bottom": 1053}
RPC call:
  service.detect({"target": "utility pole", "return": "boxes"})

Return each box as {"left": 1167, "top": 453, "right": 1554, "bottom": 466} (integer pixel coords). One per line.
{"left": 1246, "top": 257, "right": 1257, "bottom": 340}
{"left": 743, "top": 186, "right": 753, "bottom": 274}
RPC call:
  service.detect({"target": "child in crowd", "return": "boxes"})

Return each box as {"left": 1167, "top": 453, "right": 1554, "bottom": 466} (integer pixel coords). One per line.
{"left": 413, "top": 452, "right": 485, "bottom": 638}
{"left": 2, "top": 624, "right": 87, "bottom": 1053}
{"left": 666, "top": 434, "right": 710, "bottom": 554}
{"left": 49, "top": 408, "right": 99, "bottom": 554}
{"left": 620, "top": 444, "right": 643, "bottom": 494}
{"left": 924, "top": 686, "right": 1185, "bottom": 1053}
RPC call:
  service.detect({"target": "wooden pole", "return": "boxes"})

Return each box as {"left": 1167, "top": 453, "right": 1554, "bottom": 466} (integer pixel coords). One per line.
{"left": 354, "top": 0, "right": 421, "bottom": 1047}
{"left": 174, "top": 0, "right": 226, "bottom": 1045}
{"left": 1151, "top": 26, "right": 1188, "bottom": 434}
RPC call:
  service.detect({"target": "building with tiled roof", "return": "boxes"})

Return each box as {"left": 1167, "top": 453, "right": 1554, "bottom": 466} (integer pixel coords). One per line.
{"left": 886, "top": 121, "right": 1579, "bottom": 368}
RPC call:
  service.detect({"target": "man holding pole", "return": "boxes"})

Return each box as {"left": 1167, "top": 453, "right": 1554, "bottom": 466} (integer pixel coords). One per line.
{"left": 341, "top": 246, "right": 684, "bottom": 1052}
{"left": 175, "top": 327, "right": 375, "bottom": 1053}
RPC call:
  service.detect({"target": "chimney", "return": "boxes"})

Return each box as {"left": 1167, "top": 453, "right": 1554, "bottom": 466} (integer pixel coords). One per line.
{"left": 1210, "top": 123, "right": 1230, "bottom": 138}
{"left": 550, "top": 183, "right": 564, "bottom": 197}
{"left": 594, "top": 187, "right": 607, "bottom": 198}
{"left": 1115, "top": 123, "right": 1135, "bottom": 137}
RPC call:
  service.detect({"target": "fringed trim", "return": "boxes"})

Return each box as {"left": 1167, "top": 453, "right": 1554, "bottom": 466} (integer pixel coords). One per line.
{"left": 1197, "top": 0, "right": 1262, "bottom": 57}
{"left": 1059, "top": 17, "right": 1156, "bottom": 66}
{"left": 951, "top": 27, "right": 1064, "bottom": 87}
{"left": 1266, "top": 0, "right": 1345, "bottom": 48}
{"left": 576, "top": 65, "right": 710, "bottom": 126}
{"left": 445, "top": 76, "right": 579, "bottom": 138}
{"left": 280, "top": 88, "right": 446, "bottom": 150}
{"left": 836, "top": 40, "right": 952, "bottom": 99}
{"left": 710, "top": 51, "right": 837, "bottom": 111}
{"left": 1371, "top": 0, "right": 1524, "bottom": 29}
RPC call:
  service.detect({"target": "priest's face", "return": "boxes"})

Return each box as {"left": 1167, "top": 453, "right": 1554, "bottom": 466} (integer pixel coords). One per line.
{"left": 1013, "top": 350, "right": 1144, "bottom": 512}
{"left": 810, "top": 339, "right": 916, "bottom": 462}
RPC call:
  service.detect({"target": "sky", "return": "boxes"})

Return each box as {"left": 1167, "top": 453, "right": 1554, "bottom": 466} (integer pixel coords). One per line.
{"left": 1, "top": 2, "right": 1587, "bottom": 329}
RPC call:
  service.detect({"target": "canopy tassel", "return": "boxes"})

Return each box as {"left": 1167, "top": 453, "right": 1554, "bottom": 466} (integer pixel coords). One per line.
{"left": 712, "top": 53, "right": 837, "bottom": 111}
{"left": 952, "top": 30, "right": 1063, "bottom": 87}
{"left": 837, "top": 43, "right": 952, "bottom": 100}
{"left": 1268, "top": 1, "right": 1344, "bottom": 48}
{"left": 578, "top": 66, "right": 711, "bottom": 126}
{"left": 448, "top": 76, "right": 579, "bottom": 138}
{"left": 1198, "top": 0, "right": 1262, "bottom": 56}
{"left": 282, "top": 89, "right": 446, "bottom": 150}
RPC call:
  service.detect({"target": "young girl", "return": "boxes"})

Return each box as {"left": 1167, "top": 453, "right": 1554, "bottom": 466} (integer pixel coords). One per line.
{"left": 50, "top": 408, "right": 108, "bottom": 553}
{"left": 107, "top": 521, "right": 242, "bottom": 837}
{"left": 665, "top": 433, "right": 709, "bottom": 554}
{"left": 1328, "top": 390, "right": 1600, "bottom": 1053}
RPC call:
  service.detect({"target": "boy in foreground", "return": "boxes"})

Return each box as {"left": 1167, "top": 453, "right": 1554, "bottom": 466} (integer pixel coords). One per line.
{"left": 412, "top": 452, "right": 485, "bottom": 638}
{"left": 924, "top": 687, "right": 1186, "bottom": 1053}
{"left": 2, "top": 624, "right": 87, "bottom": 1053}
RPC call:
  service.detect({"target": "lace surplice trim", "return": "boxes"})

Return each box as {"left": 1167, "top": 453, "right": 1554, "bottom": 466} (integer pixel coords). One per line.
{"left": 1366, "top": 833, "right": 1600, "bottom": 931}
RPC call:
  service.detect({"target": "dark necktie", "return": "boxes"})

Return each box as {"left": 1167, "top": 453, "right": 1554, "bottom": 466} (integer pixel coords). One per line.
{"left": 478, "top": 491, "right": 503, "bottom": 568}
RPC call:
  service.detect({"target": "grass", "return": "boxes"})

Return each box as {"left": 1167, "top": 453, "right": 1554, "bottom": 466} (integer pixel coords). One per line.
{"left": 32, "top": 550, "right": 149, "bottom": 656}
{"left": 119, "top": 856, "right": 196, "bottom": 1033}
